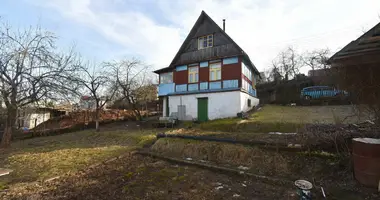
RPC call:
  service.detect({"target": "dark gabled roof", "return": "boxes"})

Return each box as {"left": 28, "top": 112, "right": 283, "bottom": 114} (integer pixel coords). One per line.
{"left": 328, "top": 22, "right": 380, "bottom": 63}
{"left": 154, "top": 11, "right": 260, "bottom": 76}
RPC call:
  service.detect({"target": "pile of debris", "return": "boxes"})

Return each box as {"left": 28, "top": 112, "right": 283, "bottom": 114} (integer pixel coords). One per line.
{"left": 298, "top": 121, "right": 380, "bottom": 153}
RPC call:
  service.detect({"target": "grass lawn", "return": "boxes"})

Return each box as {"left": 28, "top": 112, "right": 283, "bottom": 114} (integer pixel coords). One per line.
{"left": 0, "top": 129, "right": 156, "bottom": 189}
{"left": 198, "top": 105, "right": 364, "bottom": 133}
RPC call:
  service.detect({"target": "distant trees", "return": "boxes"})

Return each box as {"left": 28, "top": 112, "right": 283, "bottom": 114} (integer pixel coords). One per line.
{"left": 74, "top": 62, "right": 117, "bottom": 131}
{"left": 0, "top": 21, "right": 80, "bottom": 147}
{"left": 265, "top": 47, "right": 332, "bottom": 83}
{"left": 107, "top": 58, "right": 154, "bottom": 120}
{"left": 268, "top": 46, "right": 303, "bottom": 81}
{"left": 303, "top": 48, "right": 331, "bottom": 76}
{"left": 0, "top": 19, "right": 158, "bottom": 147}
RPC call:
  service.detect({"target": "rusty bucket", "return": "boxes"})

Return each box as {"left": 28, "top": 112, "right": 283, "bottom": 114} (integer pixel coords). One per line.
{"left": 352, "top": 138, "right": 380, "bottom": 188}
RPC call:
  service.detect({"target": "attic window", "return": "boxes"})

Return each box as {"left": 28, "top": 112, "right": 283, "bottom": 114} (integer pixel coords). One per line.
{"left": 198, "top": 34, "right": 213, "bottom": 49}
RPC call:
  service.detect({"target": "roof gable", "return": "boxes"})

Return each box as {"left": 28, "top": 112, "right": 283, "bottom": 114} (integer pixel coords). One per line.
{"left": 155, "top": 11, "right": 259, "bottom": 75}
{"left": 329, "top": 22, "right": 380, "bottom": 62}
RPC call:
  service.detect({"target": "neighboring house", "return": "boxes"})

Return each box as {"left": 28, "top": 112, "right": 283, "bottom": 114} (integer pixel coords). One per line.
{"left": 79, "top": 96, "right": 108, "bottom": 110}
{"left": 154, "top": 11, "right": 260, "bottom": 121}
{"left": 17, "top": 107, "right": 65, "bottom": 129}
{"left": 329, "top": 22, "right": 380, "bottom": 64}
{"left": 308, "top": 68, "right": 334, "bottom": 85}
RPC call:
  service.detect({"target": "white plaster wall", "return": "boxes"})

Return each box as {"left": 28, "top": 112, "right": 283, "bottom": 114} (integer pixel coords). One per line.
{"left": 27, "top": 112, "right": 51, "bottom": 128}
{"left": 240, "top": 92, "right": 260, "bottom": 112}
{"left": 168, "top": 91, "right": 242, "bottom": 120}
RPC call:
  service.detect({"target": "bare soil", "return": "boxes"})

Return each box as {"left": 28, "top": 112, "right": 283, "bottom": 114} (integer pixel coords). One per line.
{"left": 2, "top": 154, "right": 298, "bottom": 200}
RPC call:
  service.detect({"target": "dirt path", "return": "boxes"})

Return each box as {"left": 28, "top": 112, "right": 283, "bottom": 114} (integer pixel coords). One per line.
{"left": 2, "top": 154, "right": 296, "bottom": 200}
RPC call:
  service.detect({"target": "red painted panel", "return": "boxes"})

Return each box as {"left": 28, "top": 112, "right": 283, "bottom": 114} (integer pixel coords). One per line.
{"left": 222, "top": 58, "right": 241, "bottom": 88}
{"left": 199, "top": 67, "right": 209, "bottom": 82}
{"left": 242, "top": 74, "right": 253, "bottom": 85}
{"left": 174, "top": 70, "right": 188, "bottom": 84}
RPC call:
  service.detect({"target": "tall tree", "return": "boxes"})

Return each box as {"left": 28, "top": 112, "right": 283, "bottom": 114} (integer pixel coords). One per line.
{"left": 303, "top": 48, "right": 331, "bottom": 76}
{"left": 74, "top": 62, "right": 117, "bottom": 131}
{"left": 269, "top": 46, "right": 302, "bottom": 81}
{"left": 0, "top": 21, "right": 79, "bottom": 147}
{"left": 108, "top": 58, "right": 152, "bottom": 120}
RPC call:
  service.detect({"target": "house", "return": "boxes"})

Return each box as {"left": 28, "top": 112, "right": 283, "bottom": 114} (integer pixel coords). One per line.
{"left": 78, "top": 96, "right": 108, "bottom": 110}
{"left": 16, "top": 107, "right": 66, "bottom": 129}
{"left": 329, "top": 22, "right": 380, "bottom": 64}
{"left": 154, "top": 11, "right": 260, "bottom": 121}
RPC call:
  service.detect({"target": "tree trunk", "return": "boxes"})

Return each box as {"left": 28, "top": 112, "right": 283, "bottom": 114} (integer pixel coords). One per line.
{"left": 131, "top": 105, "right": 141, "bottom": 121}
{"left": 95, "top": 109, "right": 100, "bottom": 132}
{"left": 1, "top": 107, "right": 17, "bottom": 148}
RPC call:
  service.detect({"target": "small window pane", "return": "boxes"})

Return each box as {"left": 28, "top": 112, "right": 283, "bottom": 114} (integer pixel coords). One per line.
{"left": 208, "top": 35, "right": 213, "bottom": 39}
{"left": 217, "top": 71, "right": 221, "bottom": 80}
{"left": 210, "top": 71, "right": 215, "bottom": 80}
{"left": 195, "top": 74, "right": 198, "bottom": 82}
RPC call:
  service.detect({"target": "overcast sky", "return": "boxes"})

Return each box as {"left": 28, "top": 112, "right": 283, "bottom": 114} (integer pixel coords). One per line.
{"left": 1, "top": 0, "right": 380, "bottom": 74}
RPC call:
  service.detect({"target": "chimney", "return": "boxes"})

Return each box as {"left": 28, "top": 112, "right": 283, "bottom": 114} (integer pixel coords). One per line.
{"left": 223, "top": 19, "right": 226, "bottom": 31}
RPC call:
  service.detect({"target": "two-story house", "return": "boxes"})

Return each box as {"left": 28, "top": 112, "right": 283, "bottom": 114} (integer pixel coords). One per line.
{"left": 154, "top": 11, "right": 260, "bottom": 121}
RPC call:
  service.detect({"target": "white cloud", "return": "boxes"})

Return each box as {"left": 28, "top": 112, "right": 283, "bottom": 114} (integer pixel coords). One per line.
{"left": 28, "top": 0, "right": 380, "bottom": 73}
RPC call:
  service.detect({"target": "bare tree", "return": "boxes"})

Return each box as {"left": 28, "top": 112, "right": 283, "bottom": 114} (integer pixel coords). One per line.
{"left": 303, "top": 48, "right": 331, "bottom": 76}
{"left": 0, "top": 21, "right": 79, "bottom": 147}
{"left": 268, "top": 46, "right": 302, "bottom": 81}
{"left": 108, "top": 58, "right": 152, "bottom": 120}
{"left": 74, "top": 62, "right": 117, "bottom": 131}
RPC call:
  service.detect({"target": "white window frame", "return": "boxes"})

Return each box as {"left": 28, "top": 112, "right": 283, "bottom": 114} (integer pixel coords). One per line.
{"left": 198, "top": 34, "right": 213, "bottom": 50}
{"left": 188, "top": 66, "right": 199, "bottom": 83}
{"left": 209, "top": 62, "right": 221, "bottom": 81}
{"left": 160, "top": 72, "right": 173, "bottom": 84}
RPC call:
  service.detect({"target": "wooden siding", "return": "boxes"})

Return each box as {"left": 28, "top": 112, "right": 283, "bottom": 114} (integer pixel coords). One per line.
{"left": 222, "top": 57, "right": 242, "bottom": 87}
{"left": 175, "top": 43, "right": 242, "bottom": 66}
{"left": 188, "top": 83, "right": 199, "bottom": 91}
{"left": 176, "top": 65, "right": 187, "bottom": 71}
{"left": 200, "top": 61, "right": 208, "bottom": 67}
{"left": 158, "top": 83, "right": 175, "bottom": 96}
{"left": 200, "top": 82, "right": 208, "bottom": 90}
{"left": 199, "top": 66, "right": 209, "bottom": 82}
{"left": 210, "top": 81, "right": 222, "bottom": 89}
{"left": 223, "top": 57, "right": 238, "bottom": 65}
{"left": 242, "top": 74, "right": 253, "bottom": 85}
{"left": 223, "top": 80, "right": 239, "bottom": 88}
{"left": 174, "top": 70, "right": 188, "bottom": 84}
{"left": 176, "top": 84, "right": 187, "bottom": 92}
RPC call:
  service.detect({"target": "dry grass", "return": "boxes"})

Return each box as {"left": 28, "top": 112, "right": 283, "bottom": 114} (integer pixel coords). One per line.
{"left": 0, "top": 129, "right": 156, "bottom": 188}
{"left": 151, "top": 138, "right": 289, "bottom": 175}
{"left": 150, "top": 137, "right": 360, "bottom": 196}
{"left": 198, "top": 105, "right": 366, "bottom": 133}
{"left": 251, "top": 105, "right": 363, "bottom": 124}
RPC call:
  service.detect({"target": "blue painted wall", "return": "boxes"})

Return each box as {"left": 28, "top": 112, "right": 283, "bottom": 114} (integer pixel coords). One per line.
{"left": 158, "top": 83, "right": 175, "bottom": 96}
{"left": 176, "top": 84, "right": 187, "bottom": 92}
{"left": 200, "top": 61, "right": 208, "bottom": 68}
{"left": 200, "top": 82, "right": 208, "bottom": 90}
{"left": 223, "top": 57, "right": 238, "bottom": 65}
{"left": 188, "top": 83, "right": 199, "bottom": 91}
{"left": 209, "top": 81, "right": 222, "bottom": 89}
{"left": 176, "top": 65, "right": 187, "bottom": 71}
{"left": 223, "top": 80, "right": 238, "bottom": 88}
{"left": 248, "top": 85, "right": 257, "bottom": 97}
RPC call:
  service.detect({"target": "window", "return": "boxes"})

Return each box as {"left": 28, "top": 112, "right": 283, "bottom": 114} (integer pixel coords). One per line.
{"left": 188, "top": 66, "right": 199, "bottom": 83}
{"left": 209, "top": 62, "right": 221, "bottom": 81}
{"left": 248, "top": 99, "right": 251, "bottom": 107}
{"left": 198, "top": 34, "right": 213, "bottom": 49}
{"left": 160, "top": 72, "right": 173, "bottom": 84}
